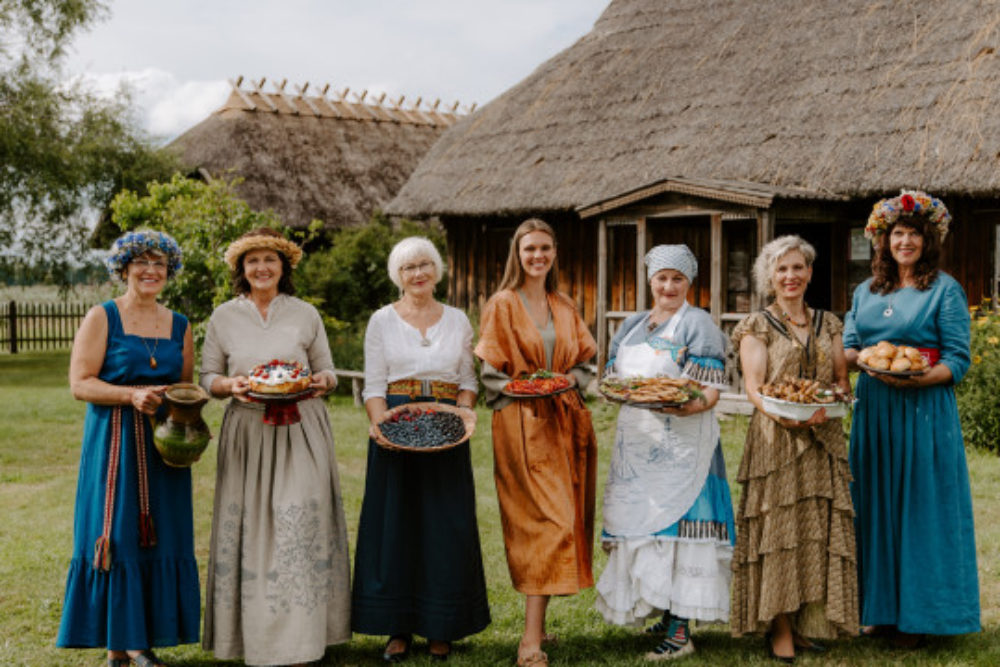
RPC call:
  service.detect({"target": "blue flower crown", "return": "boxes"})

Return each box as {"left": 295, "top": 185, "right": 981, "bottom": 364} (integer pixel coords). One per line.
{"left": 105, "top": 230, "right": 183, "bottom": 281}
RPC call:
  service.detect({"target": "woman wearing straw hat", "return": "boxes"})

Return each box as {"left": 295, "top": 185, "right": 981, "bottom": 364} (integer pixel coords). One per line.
{"left": 352, "top": 237, "right": 490, "bottom": 663}
{"left": 199, "top": 227, "right": 350, "bottom": 666}
{"left": 844, "top": 191, "right": 979, "bottom": 647}
{"left": 57, "top": 230, "right": 199, "bottom": 667}
{"left": 595, "top": 244, "right": 735, "bottom": 662}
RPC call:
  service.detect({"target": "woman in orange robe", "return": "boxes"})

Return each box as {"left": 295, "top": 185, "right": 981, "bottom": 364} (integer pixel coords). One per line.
{"left": 475, "top": 218, "right": 598, "bottom": 667}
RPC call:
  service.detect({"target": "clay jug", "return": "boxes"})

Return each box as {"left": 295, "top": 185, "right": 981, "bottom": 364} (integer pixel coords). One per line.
{"left": 153, "top": 383, "right": 211, "bottom": 467}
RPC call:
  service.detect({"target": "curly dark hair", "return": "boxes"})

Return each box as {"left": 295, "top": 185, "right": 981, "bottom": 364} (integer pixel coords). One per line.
{"left": 870, "top": 216, "right": 941, "bottom": 294}
{"left": 232, "top": 240, "right": 297, "bottom": 296}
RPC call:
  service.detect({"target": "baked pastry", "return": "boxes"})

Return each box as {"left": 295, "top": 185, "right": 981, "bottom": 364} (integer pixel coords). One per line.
{"left": 890, "top": 358, "right": 912, "bottom": 372}
{"left": 859, "top": 341, "right": 928, "bottom": 373}
{"left": 249, "top": 359, "right": 311, "bottom": 394}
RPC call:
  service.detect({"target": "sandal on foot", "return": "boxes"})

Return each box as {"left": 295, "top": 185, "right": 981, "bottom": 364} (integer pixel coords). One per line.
{"left": 516, "top": 649, "right": 548, "bottom": 666}
{"left": 429, "top": 640, "right": 451, "bottom": 661}
{"left": 108, "top": 658, "right": 130, "bottom": 667}
{"left": 131, "top": 651, "right": 166, "bottom": 667}
{"left": 383, "top": 634, "right": 412, "bottom": 663}
{"left": 645, "top": 637, "right": 695, "bottom": 661}
{"left": 792, "top": 633, "right": 826, "bottom": 653}
{"left": 860, "top": 625, "right": 893, "bottom": 638}
{"left": 541, "top": 633, "right": 559, "bottom": 646}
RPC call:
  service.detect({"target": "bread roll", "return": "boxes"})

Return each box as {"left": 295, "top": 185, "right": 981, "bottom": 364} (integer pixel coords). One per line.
{"left": 868, "top": 356, "right": 891, "bottom": 371}
{"left": 890, "top": 358, "right": 912, "bottom": 372}
{"left": 903, "top": 346, "right": 923, "bottom": 362}
{"left": 875, "top": 341, "right": 896, "bottom": 357}
{"left": 858, "top": 348, "right": 875, "bottom": 365}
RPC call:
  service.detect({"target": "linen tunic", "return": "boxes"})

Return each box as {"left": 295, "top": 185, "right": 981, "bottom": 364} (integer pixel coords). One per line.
{"left": 595, "top": 306, "right": 735, "bottom": 626}
{"left": 57, "top": 301, "right": 200, "bottom": 651}
{"left": 475, "top": 289, "right": 598, "bottom": 595}
{"left": 730, "top": 310, "right": 858, "bottom": 639}
{"left": 844, "top": 273, "right": 979, "bottom": 635}
{"left": 199, "top": 294, "right": 351, "bottom": 665}
{"left": 352, "top": 304, "right": 491, "bottom": 641}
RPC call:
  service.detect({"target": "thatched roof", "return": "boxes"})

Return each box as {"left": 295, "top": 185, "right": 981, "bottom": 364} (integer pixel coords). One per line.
{"left": 170, "top": 78, "right": 469, "bottom": 229}
{"left": 389, "top": 0, "right": 1000, "bottom": 218}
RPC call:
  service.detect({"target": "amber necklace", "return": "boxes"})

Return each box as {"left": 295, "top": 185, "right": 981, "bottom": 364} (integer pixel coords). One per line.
{"left": 779, "top": 304, "right": 810, "bottom": 328}
{"left": 122, "top": 300, "right": 161, "bottom": 368}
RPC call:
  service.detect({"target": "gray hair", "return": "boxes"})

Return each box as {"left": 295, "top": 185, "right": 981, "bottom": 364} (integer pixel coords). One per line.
{"left": 387, "top": 237, "right": 444, "bottom": 289}
{"left": 753, "top": 235, "right": 816, "bottom": 298}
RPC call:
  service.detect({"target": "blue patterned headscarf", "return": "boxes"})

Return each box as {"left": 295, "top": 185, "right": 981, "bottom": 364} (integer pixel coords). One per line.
{"left": 106, "top": 229, "right": 183, "bottom": 282}
{"left": 644, "top": 244, "right": 698, "bottom": 282}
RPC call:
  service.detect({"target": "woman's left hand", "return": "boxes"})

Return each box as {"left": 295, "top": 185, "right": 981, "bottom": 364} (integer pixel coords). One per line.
{"left": 309, "top": 371, "right": 337, "bottom": 397}
{"left": 658, "top": 395, "right": 706, "bottom": 417}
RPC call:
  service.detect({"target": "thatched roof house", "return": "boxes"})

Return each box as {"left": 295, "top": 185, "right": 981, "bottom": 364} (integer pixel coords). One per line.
{"left": 170, "top": 77, "right": 469, "bottom": 230}
{"left": 388, "top": 0, "right": 1000, "bottom": 364}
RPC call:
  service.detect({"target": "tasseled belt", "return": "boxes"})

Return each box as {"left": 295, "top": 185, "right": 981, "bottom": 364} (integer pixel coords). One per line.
{"left": 93, "top": 401, "right": 157, "bottom": 572}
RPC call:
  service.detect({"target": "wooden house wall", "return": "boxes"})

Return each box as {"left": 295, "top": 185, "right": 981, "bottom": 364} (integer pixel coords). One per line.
{"left": 441, "top": 212, "right": 600, "bottom": 328}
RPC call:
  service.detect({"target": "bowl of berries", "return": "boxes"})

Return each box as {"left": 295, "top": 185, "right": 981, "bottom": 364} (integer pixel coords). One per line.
{"left": 374, "top": 402, "right": 476, "bottom": 453}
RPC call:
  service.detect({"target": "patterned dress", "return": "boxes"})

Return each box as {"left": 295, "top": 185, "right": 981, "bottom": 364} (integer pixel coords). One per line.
{"left": 199, "top": 294, "right": 351, "bottom": 665}
{"left": 730, "top": 310, "right": 858, "bottom": 638}
{"left": 844, "top": 274, "right": 979, "bottom": 634}
{"left": 57, "top": 301, "right": 200, "bottom": 651}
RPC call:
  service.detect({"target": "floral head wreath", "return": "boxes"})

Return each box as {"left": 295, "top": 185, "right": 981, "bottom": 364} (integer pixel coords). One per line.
{"left": 223, "top": 229, "right": 303, "bottom": 270}
{"left": 106, "top": 229, "right": 182, "bottom": 282}
{"left": 865, "top": 189, "right": 951, "bottom": 245}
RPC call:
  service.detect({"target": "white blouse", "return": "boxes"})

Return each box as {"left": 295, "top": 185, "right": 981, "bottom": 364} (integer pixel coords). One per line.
{"left": 362, "top": 304, "right": 478, "bottom": 401}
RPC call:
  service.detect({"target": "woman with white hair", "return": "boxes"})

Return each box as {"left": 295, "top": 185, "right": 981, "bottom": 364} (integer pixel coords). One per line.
{"left": 730, "top": 235, "right": 858, "bottom": 662}
{"left": 595, "top": 244, "right": 734, "bottom": 662}
{"left": 352, "top": 236, "right": 490, "bottom": 662}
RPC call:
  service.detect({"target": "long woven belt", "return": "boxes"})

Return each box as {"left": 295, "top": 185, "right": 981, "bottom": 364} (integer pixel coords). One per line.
{"left": 386, "top": 378, "right": 459, "bottom": 401}
{"left": 94, "top": 401, "right": 157, "bottom": 572}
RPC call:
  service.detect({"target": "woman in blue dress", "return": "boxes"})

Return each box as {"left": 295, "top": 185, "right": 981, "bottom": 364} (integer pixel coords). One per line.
{"left": 595, "top": 245, "right": 735, "bottom": 662}
{"left": 844, "top": 190, "right": 980, "bottom": 647}
{"left": 57, "top": 230, "right": 200, "bottom": 667}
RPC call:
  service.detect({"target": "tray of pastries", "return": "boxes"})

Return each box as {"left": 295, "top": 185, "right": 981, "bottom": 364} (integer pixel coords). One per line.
{"left": 857, "top": 341, "right": 929, "bottom": 376}
{"left": 758, "top": 376, "right": 853, "bottom": 420}
{"left": 599, "top": 375, "right": 702, "bottom": 409}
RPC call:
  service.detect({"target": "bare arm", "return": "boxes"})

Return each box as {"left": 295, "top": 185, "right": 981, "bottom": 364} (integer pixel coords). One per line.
{"left": 831, "top": 333, "right": 850, "bottom": 393}
{"left": 365, "top": 396, "right": 388, "bottom": 439}
{"left": 739, "top": 333, "right": 825, "bottom": 429}
{"left": 68, "top": 305, "right": 164, "bottom": 415}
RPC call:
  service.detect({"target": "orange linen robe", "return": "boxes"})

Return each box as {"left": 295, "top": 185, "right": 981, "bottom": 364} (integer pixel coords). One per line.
{"left": 475, "top": 289, "right": 598, "bottom": 595}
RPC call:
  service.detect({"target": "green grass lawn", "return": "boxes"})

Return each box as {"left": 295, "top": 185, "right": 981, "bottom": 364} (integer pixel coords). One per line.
{"left": 1, "top": 350, "right": 998, "bottom": 666}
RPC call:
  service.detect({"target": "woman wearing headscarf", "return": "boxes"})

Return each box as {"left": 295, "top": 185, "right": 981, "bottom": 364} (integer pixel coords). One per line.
{"left": 200, "top": 227, "right": 350, "bottom": 666}
{"left": 595, "top": 244, "right": 734, "bottom": 662}
{"left": 730, "top": 235, "right": 858, "bottom": 662}
{"left": 57, "top": 230, "right": 199, "bottom": 667}
{"left": 352, "top": 237, "right": 490, "bottom": 662}
{"left": 844, "top": 191, "right": 979, "bottom": 647}
{"left": 475, "top": 218, "right": 598, "bottom": 667}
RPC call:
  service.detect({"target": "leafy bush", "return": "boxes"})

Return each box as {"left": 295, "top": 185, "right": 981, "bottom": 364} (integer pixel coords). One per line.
{"left": 956, "top": 304, "right": 1000, "bottom": 454}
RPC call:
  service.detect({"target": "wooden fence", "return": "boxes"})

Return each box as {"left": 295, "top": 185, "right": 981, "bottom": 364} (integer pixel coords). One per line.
{"left": 0, "top": 301, "right": 90, "bottom": 353}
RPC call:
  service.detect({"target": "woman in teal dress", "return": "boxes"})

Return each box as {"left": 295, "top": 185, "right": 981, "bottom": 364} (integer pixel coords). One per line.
{"left": 844, "top": 190, "right": 979, "bottom": 647}
{"left": 57, "top": 231, "right": 199, "bottom": 667}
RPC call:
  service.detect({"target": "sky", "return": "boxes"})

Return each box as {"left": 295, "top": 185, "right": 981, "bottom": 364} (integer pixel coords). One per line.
{"left": 69, "top": 0, "right": 610, "bottom": 142}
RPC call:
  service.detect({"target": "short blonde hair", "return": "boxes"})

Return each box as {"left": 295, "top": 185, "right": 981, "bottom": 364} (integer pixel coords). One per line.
{"left": 753, "top": 235, "right": 816, "bottom": 299}
{"left": 387, "top": 237, "right": 444, "bottom": 289}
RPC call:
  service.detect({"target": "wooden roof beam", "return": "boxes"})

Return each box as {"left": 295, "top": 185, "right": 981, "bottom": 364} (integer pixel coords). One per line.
{"left": 228, "top": 76, "right": 257, "bottom": 111}
{"left": 248, "top": 77, "right": 279, "bottom": 112}
{"left": 272, "top": 78, "right": 300, "bottom": 115}
{"left": 293, "top": 82, "right": 322, "bottom": 117}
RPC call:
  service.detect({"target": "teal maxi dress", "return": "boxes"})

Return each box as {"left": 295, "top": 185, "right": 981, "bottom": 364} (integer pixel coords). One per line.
{"left": 843, "top": 273, "right": 980, "bottom": 635}
{"left": 57, "top": 301, "right": 200, "bottom": 650}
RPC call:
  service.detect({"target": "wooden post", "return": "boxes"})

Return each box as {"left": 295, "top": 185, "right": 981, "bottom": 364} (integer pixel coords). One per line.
{"left": 710, "top": 213, "right": 723, "bottom": 325}
{"left": 752, "top": 208, "right": 775, "bottom": 310}
{"left": 9, "top": 300, "right": 17, "bottom": 354}
{"left": 635, "top": 218, "right": 647, "bottom": 312}
{"left": 596, "top": 218, "right": 608, "bottom": 371}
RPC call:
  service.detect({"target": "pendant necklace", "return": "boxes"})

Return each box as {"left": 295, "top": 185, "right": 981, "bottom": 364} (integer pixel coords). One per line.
{"left": 136, "top": 312, "right": 161, "bottom": 368}
{"left": 883, "top": 292, "right": 896, "bottom": 318}
{"left": 780, "top": 305, "right": 810, "bottom": 329}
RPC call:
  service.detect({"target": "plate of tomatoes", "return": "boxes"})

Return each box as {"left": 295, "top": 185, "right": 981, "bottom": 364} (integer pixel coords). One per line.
{"left": 502, "top": 370, "right": 574, "bottom": 398}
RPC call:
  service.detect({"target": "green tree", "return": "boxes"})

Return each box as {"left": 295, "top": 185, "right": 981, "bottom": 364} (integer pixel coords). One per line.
{"left": 1, "top": 0, "right": 179, "bottom": 282}
{"left": 110, "top": 174, "right": 296, "bottom": 331}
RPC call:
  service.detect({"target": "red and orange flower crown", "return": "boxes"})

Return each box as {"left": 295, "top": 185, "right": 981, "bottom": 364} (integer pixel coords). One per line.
{"left": 865, "top": 189, "right": 951, "bottom": 244}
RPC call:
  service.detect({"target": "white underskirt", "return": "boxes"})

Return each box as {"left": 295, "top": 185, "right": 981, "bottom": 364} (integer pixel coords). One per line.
{"left": 595, "top": 536, "right": 733, "bottom": 626}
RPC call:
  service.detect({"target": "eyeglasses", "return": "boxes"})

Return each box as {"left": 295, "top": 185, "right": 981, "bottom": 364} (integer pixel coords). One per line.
{"left": 133, "top": 259, "right": 168, "bottom": 271}
{"left": 400, "top": 261, "right": 435, "bottom": 275}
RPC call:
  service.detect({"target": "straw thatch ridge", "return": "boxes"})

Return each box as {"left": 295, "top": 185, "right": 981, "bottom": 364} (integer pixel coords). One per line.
{"left": 389, "top": 0, "right": 1000, "bottom": 218}
{"left": 169, "top": 85, "right": 460, "bottom": 229}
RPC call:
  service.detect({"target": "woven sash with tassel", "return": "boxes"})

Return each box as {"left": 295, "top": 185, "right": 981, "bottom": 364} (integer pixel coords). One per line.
{"left": 93, "top": 402, "right": 157, "bottom": 572}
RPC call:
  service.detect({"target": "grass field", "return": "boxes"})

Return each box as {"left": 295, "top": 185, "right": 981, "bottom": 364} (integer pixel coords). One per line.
{"left": 1, "top": 351, "right": 997, "bottom": 666}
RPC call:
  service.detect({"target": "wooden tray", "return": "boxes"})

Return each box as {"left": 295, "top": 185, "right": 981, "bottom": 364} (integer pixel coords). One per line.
{"left": 501, "top": 373, "right": 574, "bottom": 399}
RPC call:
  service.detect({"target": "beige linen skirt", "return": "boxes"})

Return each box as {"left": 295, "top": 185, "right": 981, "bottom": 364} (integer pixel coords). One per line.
{"left": 203, "top": 398, "right": 351, "bottom": 665}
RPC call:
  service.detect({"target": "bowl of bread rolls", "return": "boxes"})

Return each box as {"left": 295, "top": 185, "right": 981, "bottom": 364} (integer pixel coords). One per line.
{"left": 857, "top": 341, "right": 929, "bottom": 375}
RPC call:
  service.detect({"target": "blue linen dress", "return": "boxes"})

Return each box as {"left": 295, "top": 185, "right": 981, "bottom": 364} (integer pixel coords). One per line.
{"left": 57, "top": 301, "right": 200, "bottom": 650}
{"left": 844, "top": 273, "right": 980, "bottom": 635}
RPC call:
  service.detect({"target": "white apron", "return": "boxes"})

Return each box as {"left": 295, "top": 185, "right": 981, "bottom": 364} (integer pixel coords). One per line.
{"left": 603, "top": 303, "right": 720, "bottom": 538}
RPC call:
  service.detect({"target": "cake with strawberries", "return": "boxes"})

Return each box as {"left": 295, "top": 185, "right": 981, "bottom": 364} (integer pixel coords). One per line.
{"left": 248, "top": 359, "right": 312, "bottom": 394}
